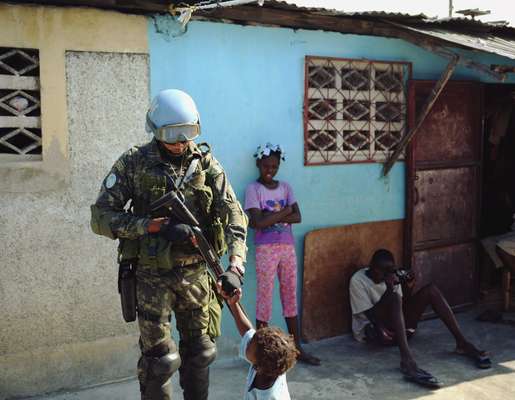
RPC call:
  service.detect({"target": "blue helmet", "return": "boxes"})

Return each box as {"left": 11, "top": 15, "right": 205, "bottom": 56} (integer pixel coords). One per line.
{"left": 145, "top": 89, "right": 201, "bottom": 143}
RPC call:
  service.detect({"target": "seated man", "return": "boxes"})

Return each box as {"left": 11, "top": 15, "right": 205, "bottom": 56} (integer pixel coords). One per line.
{"left": 349, "top": 249, "right": 491, "bottom": 388}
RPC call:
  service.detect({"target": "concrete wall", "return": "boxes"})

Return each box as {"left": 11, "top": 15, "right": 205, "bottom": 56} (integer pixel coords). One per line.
{"left": 0, "top": 3, "right": 148, "bottom": 192}
{"left": 148, "top": 19, "right": 515, "bottom": 336}
{"left": 0, "top": 4, "right": 149, "bottom": 399}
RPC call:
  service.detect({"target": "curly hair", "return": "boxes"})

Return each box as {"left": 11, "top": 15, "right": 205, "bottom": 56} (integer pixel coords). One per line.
{"left": 254, "top": 326, "right": 299, "bottom": 378}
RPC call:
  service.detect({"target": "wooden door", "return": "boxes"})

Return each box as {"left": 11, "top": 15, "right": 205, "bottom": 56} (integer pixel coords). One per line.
{"left": 406, "top": 81, "right": 482, "bottom": 307}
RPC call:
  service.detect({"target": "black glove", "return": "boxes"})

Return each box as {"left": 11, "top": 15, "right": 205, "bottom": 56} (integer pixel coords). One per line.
{"left": 219, "top": 270, "right": 243, "bottom": 295}
{"left": 160, "top": 222, "right": 194, "bottom": 244}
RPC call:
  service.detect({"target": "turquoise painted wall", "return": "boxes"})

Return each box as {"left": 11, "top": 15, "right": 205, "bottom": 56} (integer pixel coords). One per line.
{"left": 148, "top": 19, "right": 515, "bottom": 338}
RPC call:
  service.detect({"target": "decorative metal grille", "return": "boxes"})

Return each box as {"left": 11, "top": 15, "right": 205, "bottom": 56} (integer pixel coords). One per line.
{"left": 0, "top": 47, "right": 42, "bottom": 161}
{"left": 304, "top": 56, "right": 411, "bottom": 165}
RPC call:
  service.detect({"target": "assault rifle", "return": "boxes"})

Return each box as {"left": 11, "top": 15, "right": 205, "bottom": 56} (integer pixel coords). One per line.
{"left": 150, "top": 169, "right": 249, "bottom": 321}
{"left": 150, "top": 189, "right": 225, "bottom": 279}
{"left": 117, "top": 186, "right": 239, "bottom": 324}
{"left": 150, "top": 168, "right": 245, "bottom": 295}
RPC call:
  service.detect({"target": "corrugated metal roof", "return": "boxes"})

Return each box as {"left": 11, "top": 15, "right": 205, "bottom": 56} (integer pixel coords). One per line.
{"left": 262, "top": 0, "right": 429, "bottom": 20}
{"left": 7, "top": 0, "right": 515, "bottom": 60}
{"left": 266, "top": 1, "right": 514, "bottom": 30}
{"left": 261, "top": 1, "right": 515, "bottom": 60}
{"left": 390, "top": 23, "right": 515, "bottom": 60}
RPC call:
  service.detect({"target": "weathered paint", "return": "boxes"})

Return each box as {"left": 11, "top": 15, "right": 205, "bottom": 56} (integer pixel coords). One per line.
{"left": 0, "top": 50, "right": 149, "bottom": 400}
{"left": 148, "top": 19, "right": 515, "bottom": 338}
{"left": 0, "top": 4, "right": 149, "bottom": 398}
{"left": 0, "top": 3, "right": 148, "bottom": 193}
{"left": 409, "top": 81, "right": 482, "bottom": 310}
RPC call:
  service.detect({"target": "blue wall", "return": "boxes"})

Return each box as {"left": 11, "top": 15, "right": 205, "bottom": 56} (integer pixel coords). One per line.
{"left": 148, "top": 19, "right": 515, "bottom": 338}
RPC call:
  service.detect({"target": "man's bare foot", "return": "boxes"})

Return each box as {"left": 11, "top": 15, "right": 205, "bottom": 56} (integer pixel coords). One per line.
{"left": 400, "top": 359, "right": 421, "bottom": 376}
{"left": 456, "top": 341, "right": 484, "bottom": 356}
{"left": 455, "top": 341, "right": 491, "bottom": 369}
{"left": 400, "top": 360, "right": 440, "bottom": 388}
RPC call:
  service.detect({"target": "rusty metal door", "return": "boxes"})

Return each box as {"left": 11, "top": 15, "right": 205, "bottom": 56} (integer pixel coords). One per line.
{"left": 406, "top": 81, "right": 482, "bottom": 307}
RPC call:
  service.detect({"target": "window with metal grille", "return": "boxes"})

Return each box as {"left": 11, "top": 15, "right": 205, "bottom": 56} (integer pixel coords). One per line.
{"left": 0, "top": 47, "right": 41, "bottom": 161}
{"left": 304, "top": 56, "right": 411, "bottom": 165}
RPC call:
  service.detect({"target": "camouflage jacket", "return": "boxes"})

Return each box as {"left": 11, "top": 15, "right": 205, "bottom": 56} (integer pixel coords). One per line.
{"left": 91, "top": 139, "right": 247, "bottom": 268}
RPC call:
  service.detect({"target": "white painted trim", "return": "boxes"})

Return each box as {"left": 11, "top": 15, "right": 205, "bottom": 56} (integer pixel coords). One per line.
{"left": 0, "top": 116, "right": 41, "bottom": 128}
{"left": 0, "top": 153, "right": 42, "bottom": 162}
{"left": 0, "top": 75, "right": 39, "bottom": 90}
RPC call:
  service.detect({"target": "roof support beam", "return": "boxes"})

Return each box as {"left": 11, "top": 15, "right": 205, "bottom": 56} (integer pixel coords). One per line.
{"left": 382, "top": 55, "right": 459, "bottom": 176}
{"left": 406, "top": 40, "right": 503, "bottom": 81}
{"left": 196, "top": 5, "right": 383, "bottom": 33}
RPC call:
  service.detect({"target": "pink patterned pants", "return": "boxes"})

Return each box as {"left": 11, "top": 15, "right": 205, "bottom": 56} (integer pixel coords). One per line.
{"left": 255, "top": 243, "right": 298, "bottom": 322}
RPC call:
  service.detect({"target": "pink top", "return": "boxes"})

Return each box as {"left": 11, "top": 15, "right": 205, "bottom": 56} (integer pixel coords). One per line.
{"left": 244, "top": 181, "right": 296, "bottom": 245}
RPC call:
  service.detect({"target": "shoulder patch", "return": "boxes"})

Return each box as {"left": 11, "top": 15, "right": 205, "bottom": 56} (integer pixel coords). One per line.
{"left": 105, "top": 173, "right": 117, "bottom": 189}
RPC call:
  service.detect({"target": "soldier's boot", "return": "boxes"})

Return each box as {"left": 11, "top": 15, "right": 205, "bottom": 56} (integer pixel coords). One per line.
{"left": 179, "top": 335, "right": 217, "bottom": 400}
{"left": 138, "top": 339, "right": 181, "bottom": 400}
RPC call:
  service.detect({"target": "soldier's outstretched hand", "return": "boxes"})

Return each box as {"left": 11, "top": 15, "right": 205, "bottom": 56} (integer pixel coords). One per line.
{"left": 216, "top": 282, "right": 242, "bottom": 305}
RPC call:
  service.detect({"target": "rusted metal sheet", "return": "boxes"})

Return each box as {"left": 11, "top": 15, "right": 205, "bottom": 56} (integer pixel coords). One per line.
{"left": 383, "top": 56, "right": 458, "bottom": 175}
{"left": 406, "top": 81, "right": 482, "bottom": 308}
{"left": 301, "top": 219, "right": 403, "bottom": 341}
{"left": 413, "top": 167, "right": 478, "bottom": 246}
{"left": 412, "top": 243, "right": 476, "bottom": 307}
{"left": 413, "top": 82, "right": 481, "bottom": 164}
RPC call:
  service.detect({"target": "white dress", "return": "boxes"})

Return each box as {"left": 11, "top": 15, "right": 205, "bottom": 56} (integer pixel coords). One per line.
{"left": 239, "top": 329, "right": 291, "bottom": 400}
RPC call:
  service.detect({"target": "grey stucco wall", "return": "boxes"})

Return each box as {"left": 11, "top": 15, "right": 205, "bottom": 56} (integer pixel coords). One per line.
{"left": 0, "top": 51, "right": 149, "bottom": 399}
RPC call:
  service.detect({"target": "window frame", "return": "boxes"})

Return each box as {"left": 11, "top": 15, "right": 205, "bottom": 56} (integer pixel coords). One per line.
{"left": 0, "top": 47, "right": 42, "bottom": 162}
{"left": 303, "top": 55, "right": 412, "bottom": 166}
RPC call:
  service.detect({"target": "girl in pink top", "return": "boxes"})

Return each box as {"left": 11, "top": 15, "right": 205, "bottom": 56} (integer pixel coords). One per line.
{"left": 244, "top": 143, "right": 320, "bottom": 366}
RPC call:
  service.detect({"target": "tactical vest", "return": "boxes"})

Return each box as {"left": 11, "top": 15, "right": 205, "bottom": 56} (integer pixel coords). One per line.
{"left": 119, "top": 143, "right": 227, "bottom": 269}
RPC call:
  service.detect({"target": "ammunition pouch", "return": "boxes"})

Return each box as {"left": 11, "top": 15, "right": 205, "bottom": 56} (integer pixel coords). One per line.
{"left": 206, "top": 214, "right": 227, "bottom": 257}
{"left": 184, "top": 167, "right": 227, "bottom": 258}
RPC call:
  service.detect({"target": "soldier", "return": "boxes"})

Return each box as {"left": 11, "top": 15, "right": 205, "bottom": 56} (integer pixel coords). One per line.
{"left": 90, "top": 89, "right": 247, "bottom": 400}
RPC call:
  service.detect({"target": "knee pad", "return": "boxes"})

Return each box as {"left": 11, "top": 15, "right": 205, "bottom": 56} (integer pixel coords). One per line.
{"left": 142, "top": 339, "right": 181, "bottom": 379}
{"left": 183, "top": 335, "right": 217, "bottom": 369}
{"left": 149, "top": 351, "right": 181, "bottom": 377}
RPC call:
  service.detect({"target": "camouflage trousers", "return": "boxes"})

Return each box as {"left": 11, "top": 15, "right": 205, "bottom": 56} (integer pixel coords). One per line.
{"left": 135, "top": 261, "right": 222, "bottom": 399}
{"left": 136, "top": 262, "right": 222, "bottom": 351}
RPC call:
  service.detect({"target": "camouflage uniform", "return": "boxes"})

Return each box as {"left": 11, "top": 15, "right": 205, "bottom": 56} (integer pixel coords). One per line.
{"left": 91, "top": 139, "right": 247, "bottom": 400}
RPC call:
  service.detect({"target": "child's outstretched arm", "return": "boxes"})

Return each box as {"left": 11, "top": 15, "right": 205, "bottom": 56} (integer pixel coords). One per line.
{"left": 219, "top": 287, "right": 253, "bottom": 337}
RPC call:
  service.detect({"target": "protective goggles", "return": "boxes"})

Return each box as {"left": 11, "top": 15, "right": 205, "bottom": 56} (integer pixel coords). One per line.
{"left": 146, "top": 114, "right": 201, "bottom": 144}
